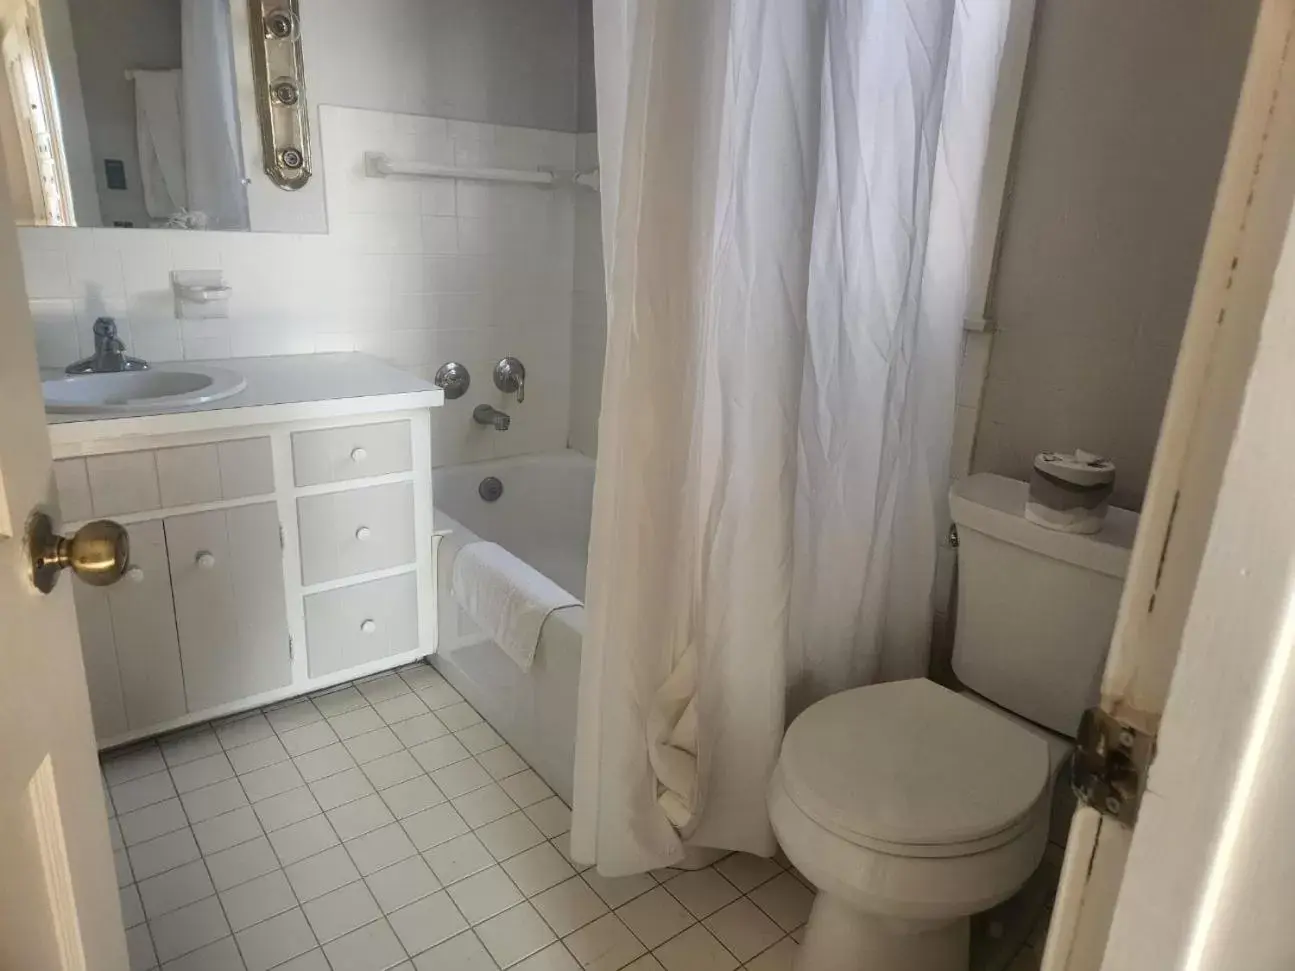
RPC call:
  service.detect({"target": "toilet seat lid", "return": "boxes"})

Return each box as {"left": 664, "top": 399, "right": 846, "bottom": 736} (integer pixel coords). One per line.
{"left": 780, "top": 679, "right": 1050, "bottom": 848}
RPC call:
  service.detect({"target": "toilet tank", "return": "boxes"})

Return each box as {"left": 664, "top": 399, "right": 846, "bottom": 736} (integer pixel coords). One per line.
{"left": 949, "top": 474, "right": 1139, "bottom": 737}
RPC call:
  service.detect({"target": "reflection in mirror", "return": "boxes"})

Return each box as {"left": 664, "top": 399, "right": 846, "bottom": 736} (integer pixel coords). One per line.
{"left": 1, "top": 0, "right": 248, "bottom": 230}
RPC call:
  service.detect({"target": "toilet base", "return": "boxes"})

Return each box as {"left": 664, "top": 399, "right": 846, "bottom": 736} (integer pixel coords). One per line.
{"left": 796, "top": 893, "right": 969, "bottom": 971}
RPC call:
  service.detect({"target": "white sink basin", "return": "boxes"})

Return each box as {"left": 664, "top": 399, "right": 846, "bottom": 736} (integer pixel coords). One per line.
{"left": 43, "top": 364, "right": 247, "bottom": 414}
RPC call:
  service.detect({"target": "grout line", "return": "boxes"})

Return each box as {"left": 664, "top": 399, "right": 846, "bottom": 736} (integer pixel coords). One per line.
{"left": 156, "top": 759, "right": 237, "bottom": 969}
{"left": 738, "top": 932, "right": 797, "bottom": 971}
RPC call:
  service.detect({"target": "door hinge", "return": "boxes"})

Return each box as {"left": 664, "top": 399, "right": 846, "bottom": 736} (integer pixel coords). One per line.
{"left": 1072, "top": 707, "right": 1156, "bottom": 826}
{"left": 288, "top": 635, "right": 294, "bottom": 660}
{"left": 279, "top": 524, "right": 285, "bottom": 551}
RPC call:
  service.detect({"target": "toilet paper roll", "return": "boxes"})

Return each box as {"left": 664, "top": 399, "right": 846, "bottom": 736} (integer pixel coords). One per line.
{"left": 1025, "top": 450, "right": 1115, "bottom": 534}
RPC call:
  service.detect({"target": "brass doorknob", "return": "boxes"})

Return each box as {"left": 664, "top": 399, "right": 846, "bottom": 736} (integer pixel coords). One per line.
{"left": 27, "top": 512, "right": 130, "bottom": 594}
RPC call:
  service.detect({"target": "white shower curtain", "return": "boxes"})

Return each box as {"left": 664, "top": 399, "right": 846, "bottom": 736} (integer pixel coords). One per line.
{"left": 131, "top": 0, "right": 248, "bottom": 229}
{"left": 179, "top": 0, "right": 248, "bottom": 229}
{"left": 572, "top": 0, "right": 1017, "bottom": 876}
{"left": 133, "top": 69, "right": 188, "bottom": 221}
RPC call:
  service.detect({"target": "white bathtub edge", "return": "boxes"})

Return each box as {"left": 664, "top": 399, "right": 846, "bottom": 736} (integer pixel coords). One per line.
{"left": 434, "top": 509, "right": 584, "bottom": 804}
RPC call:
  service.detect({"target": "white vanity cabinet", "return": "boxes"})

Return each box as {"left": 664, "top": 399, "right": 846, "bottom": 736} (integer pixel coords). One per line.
{"left": 53, "top": 402, "right": 437, "bottom": 749}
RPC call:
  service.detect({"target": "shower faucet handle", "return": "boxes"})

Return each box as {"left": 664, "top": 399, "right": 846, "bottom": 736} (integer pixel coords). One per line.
{"left": 434, "top": 361, "right": 471, "bottom": 400}
{"left": 493, "top": 357, "right": 526, "bottom": 403}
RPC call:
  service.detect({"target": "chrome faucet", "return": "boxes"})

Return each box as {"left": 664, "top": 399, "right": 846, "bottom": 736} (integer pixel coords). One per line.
{"left": 66, "top": 317, "right": 149, "bottom": 374}
{"left": 473, "top": 404, "right": 511, "bottom": 431}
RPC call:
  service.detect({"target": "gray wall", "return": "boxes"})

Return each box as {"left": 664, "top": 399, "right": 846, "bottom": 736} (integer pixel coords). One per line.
{"left": 65, "top": 0, "right": 180, "bottom": 228}
{"left": 973, "top": 0, "right": 1259, "bottom": 509}
{"left": 306, "top": 0, "right": 583, "bottom": 133}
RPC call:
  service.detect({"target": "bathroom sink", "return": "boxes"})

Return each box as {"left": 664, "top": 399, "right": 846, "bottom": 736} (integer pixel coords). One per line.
{"left": 43, "top": 364, "right": 247, "bottom": 414}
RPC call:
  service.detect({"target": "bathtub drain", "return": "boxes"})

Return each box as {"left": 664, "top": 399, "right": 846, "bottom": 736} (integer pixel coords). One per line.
{"left": 479, "top": 476, "right": 504, "bottom": 502}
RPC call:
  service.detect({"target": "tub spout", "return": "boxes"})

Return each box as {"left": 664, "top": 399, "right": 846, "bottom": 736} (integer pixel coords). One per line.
{"left": 473, "top": 404, "right": 511, "bottom": 431}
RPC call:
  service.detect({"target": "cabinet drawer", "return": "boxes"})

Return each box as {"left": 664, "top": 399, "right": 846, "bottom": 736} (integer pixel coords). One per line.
{"left": 292, "top": 421, "right": 412, "bottom": 487}
{"left": 304, "top": 573, "right": 419, "bottom": 678}
{"left": 54, "top": 459, "right": 94, "bottom": 522}
{"left": 297, "top": 482, "right": 416, "bottom": 586}
{"left": 85, "top": 452, "right": 160, "bottom": 517}
{"left": 60, "top": 437, "right": 275, "bottom": 519}
{"left": 155, "top": 438, "right": 274, "bottom": 507}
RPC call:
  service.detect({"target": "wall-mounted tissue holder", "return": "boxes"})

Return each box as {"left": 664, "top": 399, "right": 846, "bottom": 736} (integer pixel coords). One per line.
{"left": 172, "top": 270, "right": 231, "bottom": 319}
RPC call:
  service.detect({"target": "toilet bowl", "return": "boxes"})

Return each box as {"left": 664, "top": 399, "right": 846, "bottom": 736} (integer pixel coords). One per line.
{"left": 769, "top": 475, "right": 1138, "bottom": 971}
{"left": 769, "top": 679, "right": 1068, "bottom": 971}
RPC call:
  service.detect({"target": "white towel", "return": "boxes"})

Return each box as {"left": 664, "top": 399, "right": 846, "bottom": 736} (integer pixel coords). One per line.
{"left": 450, "top": 541, "right": 579, "bottom": 671}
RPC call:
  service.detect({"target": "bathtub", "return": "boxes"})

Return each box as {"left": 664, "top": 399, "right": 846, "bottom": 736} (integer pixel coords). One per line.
{"left": 432, "top": 451, "right": 593, "bottom": 803}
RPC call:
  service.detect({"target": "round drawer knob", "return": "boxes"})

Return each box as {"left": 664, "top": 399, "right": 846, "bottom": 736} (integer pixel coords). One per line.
{"left": 360, "top": 619, "right": 377, "bottom": 634}
{"left": 126, "top": 566, "right": 145, "bottom": 583}
{"left": 196, "top": 551, "right": 216, "bottom": 569}
{"left": 355, "top": 526, "right": 372, "bottom": 542}
{"left": 351, "top": 447, "right": 368, "bottom": 463}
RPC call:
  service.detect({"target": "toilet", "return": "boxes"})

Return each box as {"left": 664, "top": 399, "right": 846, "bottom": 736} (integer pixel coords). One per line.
{"left": 768, "top": 473, "right": 1139, "bottom": 971}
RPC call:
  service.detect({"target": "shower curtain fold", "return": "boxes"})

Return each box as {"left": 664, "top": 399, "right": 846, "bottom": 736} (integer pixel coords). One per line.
{"left": 180, "top": 0, "right": 249, "bottom": 230}
{"left": 573, "top": 0, "right": 1014, "bottom": 876}
{"left": 132, "top": 70, "right": 187, "bottom": 221}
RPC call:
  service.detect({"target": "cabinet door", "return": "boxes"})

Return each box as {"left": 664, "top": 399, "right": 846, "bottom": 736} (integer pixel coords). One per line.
{"left": 73, "top": 520, "right": 186, "bottom": 738}
{"left": 166, "top": 503, "right": 291, "bottom": 711}
{"left": 72, "top": 582, "right": 125, "bottom": 740}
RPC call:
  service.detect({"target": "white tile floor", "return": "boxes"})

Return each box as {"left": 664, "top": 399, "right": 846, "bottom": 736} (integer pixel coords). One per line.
{"left": 103, "top": 662, "right": 823, "bottom": 971}
{"left": 105, "top": 660, "right": 1057, "bottom": 971}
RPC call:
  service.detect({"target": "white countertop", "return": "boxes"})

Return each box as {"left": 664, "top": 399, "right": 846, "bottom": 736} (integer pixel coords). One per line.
{"left": 47, "top": 353, "right": 443, "bottom": 449}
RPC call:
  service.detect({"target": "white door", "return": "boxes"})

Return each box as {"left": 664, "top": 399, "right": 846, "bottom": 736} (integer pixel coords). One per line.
{"left": 0, "top": 146, "right": 130, "bottom": 970}
{"left": 1044, "top": 0, "right": 1295, "bottom": 967}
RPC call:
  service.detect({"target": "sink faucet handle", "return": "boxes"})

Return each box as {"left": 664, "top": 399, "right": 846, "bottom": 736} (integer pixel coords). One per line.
{"left": 93, "top": 316, "right": 122, "bottom": 349}
{"left": 93, "top": 316, "right": 118, "bottom": 340}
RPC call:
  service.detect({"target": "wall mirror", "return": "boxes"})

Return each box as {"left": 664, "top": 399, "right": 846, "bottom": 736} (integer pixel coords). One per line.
{"left": 0, "top": 0, "right": 308, "bottom": 232}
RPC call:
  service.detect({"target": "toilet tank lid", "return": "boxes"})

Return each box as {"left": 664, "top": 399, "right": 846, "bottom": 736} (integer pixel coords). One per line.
{"left": 950, "top": 474, "right": 1139, "bottom": 578}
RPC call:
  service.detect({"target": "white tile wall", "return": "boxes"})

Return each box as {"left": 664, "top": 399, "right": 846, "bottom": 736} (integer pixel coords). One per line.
{"left": 568, "top": 134, "right": 607, "bottom": 458}
{"left": 19, "top": 106, "right": 597, "bottom": 469}
{"left": 232, "top": 0, "right": 584, "bottom": 234}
